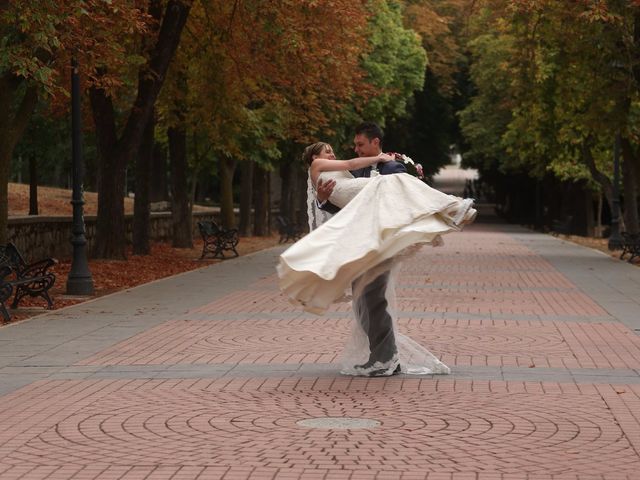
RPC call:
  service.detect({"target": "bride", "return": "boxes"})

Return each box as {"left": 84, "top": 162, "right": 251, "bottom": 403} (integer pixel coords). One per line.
{"left": 277, "top": 141, "right": 476, "bottom": 376}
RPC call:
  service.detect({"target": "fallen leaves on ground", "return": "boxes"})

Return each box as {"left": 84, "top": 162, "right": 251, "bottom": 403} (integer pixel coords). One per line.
{"left": 8, "top": 183, "right": 212, "bottom": 216}
{"left": 9, "top": 182, "right": 133, "bottom": 216}
{"left": 556, "top": 233, "right": 638, "bottom": 265}
{"left": 5, "top": 235, "right": 283, "bottom": 324}
{"left": 5, "top": 183, "right": 289, "bottom": 325}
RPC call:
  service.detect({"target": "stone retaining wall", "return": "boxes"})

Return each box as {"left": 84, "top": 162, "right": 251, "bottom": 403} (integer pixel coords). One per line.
{"left": 8, "top": 211, "right": 216, "bottom": 261}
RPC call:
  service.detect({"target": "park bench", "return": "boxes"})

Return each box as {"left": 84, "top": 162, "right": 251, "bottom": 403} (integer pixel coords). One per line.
{"left": 0, "top": 243, "right": 57, "bottom": 322}
{"left": 276, "top": 215, "right": 303, "bottom": 243}
{"left": 197, "top": 220, "right": 239, "bottom": 259}
{"left": 620, "top": 232, "right": 640, "bottom": 263}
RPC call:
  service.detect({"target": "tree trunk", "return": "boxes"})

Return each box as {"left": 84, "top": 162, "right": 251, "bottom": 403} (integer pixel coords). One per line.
{"left": 90, "top": 86, "right": 128, "bottom": 259}
{"left": 0, "top": 74, "right": 38, "bottom": 243}
{"left": 0, "top": 143, "right": 12, "bottom": 245}
{"left": 584, "top": 188, "right": 595, "bottom": 237}
{"left": 279, "top": 163, "right": 291, "bottom": 219}
{"left": 90, "top": 0, "right": 192, "bottom": 258}
{"left": 253, "top": 166, "right": 269, "bottom": 236}
{"left": 95, "top": 150, "right": 128, "bottom": 258}
{"left": 238, "top": 161, "right": 254, "bottom": 236}
{"left": 219, "top": 156, "right": 236, "bottom": 229}
{"left": 266, "top": 172, "right": 271, "bottom": 235}
{"left": 189, "top": 166, "right": 198, "bottom": 218}
{"left": 621, "top": 137, "right": 640, "bottom": 234}
{"left": 595, "top": 192, "right": 603, "bottom": 238}
{"left": 118, "top": 0, "right": 192, "bottom": 153}
{"left": 150, "top": 143, "right": 168, "bottom": 202}
{"left": 582, "top": 143, "right": 614, "bottom": 215}
{"left": 29, "top": 155, "right": 38, "bottom": 216}
{"left": 133, "top": 113, "right": 155, "bottom": 254}
{"left": 169, "top": 125, "right": 192, "bottom": 248}
{"left": 295, "top": 169, "right": 307, "bottom": 228}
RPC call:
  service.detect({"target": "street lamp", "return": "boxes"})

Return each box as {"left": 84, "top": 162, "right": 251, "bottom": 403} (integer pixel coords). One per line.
{"left": 608, "top": 133, "right": 623, "bottom": 251}
{"left": 66, "top": 56, "right": 94, "bottom": 295}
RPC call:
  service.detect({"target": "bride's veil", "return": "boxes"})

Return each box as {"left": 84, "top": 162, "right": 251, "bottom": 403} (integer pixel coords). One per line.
{"left": 306, "top": 170, "right": 332, "bottom": 230}
{"left": 340, "top": 256, "right": 450, "bottom": 376}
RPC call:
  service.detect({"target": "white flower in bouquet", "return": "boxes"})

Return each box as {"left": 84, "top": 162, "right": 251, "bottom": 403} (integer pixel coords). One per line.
{"left": 399, "top": 154, "right": 415, "bottom": 165}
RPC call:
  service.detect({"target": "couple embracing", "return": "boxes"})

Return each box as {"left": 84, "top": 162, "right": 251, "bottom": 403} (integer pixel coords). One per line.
{"left": 277, "top": 122, "right": 476, "bottom": 377}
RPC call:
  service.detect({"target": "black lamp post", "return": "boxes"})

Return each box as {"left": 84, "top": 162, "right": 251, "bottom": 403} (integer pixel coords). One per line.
{"left": 66, "top": 57, "right": 94, "bottom": 295}
{"left": 608, "top": 133, "right": 623, "bottom": 251}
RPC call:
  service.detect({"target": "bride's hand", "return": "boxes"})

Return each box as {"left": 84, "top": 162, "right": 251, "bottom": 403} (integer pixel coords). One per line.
{"left": 377, "top": 153, "right": 395, "bottom": 163}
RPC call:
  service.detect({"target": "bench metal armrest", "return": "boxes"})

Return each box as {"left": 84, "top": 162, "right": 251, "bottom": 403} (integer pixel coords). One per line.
{"left": 18, "top": 257, "right": 58, "bottom": 279}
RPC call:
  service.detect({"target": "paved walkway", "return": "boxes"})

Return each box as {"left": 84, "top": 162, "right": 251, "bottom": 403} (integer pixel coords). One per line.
{"left": 1, "top": 207, "right": 640, "bottom": 479}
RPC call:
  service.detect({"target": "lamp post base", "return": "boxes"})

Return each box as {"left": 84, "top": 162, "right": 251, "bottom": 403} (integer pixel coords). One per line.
{"left": 66, "top": 276, "right": 95, "bottom": 296}
{"left": 608, "top": 215, "right": 623, "bottom": 251}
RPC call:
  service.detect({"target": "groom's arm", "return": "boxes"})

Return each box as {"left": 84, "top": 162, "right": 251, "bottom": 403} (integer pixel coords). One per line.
{"left": 318, "top": 200, "right": 340, "bottom": 214}
{"left": 316, "top": 178, "right": 341, "bottom": 213}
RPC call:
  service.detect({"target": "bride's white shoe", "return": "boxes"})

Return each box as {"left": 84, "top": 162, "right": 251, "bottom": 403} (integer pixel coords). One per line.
{"left": 461, "top": 207, "right": 478, "bottom": 226}
{"left": 451, "top": 198, "right": 477, "bottom": 227}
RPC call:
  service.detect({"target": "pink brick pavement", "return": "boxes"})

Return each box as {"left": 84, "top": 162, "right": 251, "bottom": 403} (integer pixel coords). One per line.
{"left": 76, "top": 317, "right": 640, "bottom": 370}
{"left": 77, "top": 230, "right": 630, "bottom": 371}
{"left": 0, "top": 379, "right": 639, "bottom": 479}
{"left": 2, "top": 226, "right": 640, "bottom": 479}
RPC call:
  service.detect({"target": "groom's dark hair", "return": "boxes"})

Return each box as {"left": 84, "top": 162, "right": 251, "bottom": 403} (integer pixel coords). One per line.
{"left": 355, "top": 122, "right": 384, "bottom": 144}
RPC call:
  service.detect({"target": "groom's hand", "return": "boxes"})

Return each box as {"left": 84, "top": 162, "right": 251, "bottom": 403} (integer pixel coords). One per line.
{"left": 316, "top": 178, "right": 336, "bottom": 204}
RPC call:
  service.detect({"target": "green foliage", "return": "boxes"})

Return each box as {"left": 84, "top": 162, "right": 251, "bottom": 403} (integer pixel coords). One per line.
{"left": 0, "top": 0, "right": 149, "bottom": 98}
{"left": 360, "top": 0, "right": 427, "bottom": 122}
{"left": 459, "top": 0, "right": 639, "bottom": 195}
{"left": 328, "top": 0, "right": 429, "bottom": 152}
{"left": 458, "top": 29, "right": 513, "bottom": 172}
{"left": 10, "top": 99, "right": 100, "bottom": 189}
{"left": 11, "top": 106, "right": 70, "bottom": 186}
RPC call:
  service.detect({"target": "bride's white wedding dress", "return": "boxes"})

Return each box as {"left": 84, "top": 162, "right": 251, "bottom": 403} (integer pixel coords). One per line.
{"left": 277, "top": 170, "right": 476, "bottom": 376}
{"left": 277, "top": 170, "right": 476, "bottom": 314}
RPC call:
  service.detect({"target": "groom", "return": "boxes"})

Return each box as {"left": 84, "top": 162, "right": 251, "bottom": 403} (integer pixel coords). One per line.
{"left": 316, "top": 122, "right": 406, "bottom": 376}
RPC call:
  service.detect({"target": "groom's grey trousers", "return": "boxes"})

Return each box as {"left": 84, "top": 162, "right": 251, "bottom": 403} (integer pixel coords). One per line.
{"left": 353, "top": 270, "right": 397, "bottom": 365}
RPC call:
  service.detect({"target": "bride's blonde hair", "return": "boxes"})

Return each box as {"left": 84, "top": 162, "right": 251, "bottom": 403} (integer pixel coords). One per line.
{"left": 302, "top": 142, "right": 330, "bottom": 166}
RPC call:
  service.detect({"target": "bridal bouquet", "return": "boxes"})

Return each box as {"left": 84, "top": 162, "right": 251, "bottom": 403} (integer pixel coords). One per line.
{"left": 389, "top": 152, "right": 425, "bottom": 179}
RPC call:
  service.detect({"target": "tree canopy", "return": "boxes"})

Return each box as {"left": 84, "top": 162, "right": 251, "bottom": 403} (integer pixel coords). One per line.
{"left": 459, "top": 0, "right": 640, "bottom": 232}
{"left": 6, "top": 0, "right": 640, "bottom": 250}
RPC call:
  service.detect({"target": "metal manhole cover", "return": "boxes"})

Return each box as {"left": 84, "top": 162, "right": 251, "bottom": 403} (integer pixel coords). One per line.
{"left": 296, "top": 417, "right": 380, "bottom": 429}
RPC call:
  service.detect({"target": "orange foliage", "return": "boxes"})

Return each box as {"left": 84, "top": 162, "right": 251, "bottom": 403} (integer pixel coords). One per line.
{"left": 176, "top": 0, "right": 372, "bottom": 143}
{"left": 402, "top": 0, "right": 471, "bottom": 94}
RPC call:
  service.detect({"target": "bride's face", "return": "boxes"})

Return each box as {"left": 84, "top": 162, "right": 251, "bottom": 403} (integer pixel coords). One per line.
{"left": 316, "top": 145, "right": 336, "bottom": 160}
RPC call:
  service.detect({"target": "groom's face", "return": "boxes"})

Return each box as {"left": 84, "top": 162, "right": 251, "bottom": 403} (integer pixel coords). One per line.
{"left": 353, "top": 134, "right": 381, "bottom": 158}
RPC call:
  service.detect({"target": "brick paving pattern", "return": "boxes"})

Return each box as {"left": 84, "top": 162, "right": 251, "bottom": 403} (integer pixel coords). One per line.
{"left": 2, "top": 379, "right": 640, "bottom": 478}
{"left": 1, "top": 223, "right": 640, "bottom": 479}
{"left": 77, "top": 317, "right": 640, "bottom": 370}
